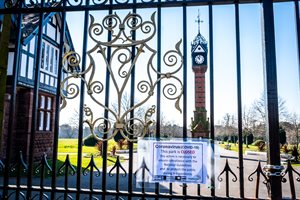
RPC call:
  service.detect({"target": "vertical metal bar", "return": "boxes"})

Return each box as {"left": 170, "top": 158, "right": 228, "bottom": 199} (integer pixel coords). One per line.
{"left": 208, "top": 3, "right": 215, "bottom": 197}
{"left": 182, "top": 2, "right": 187, "bottom": 140}
{"left": 128, "top": 3, "right": 137, "bottom": 198}
{"left": 255, "top": 172, "right": 260, "bottom": 198}
{"left": 155, "top": 3, "right": 161, "bottom": 199}
{"left": 39, "top": 156, "right": 45, "bottom": 199}
{"left": 197, "top": 184, "right": 200, "bottom": 196}
{"left": 3, "top": 1, "right": 23, "bottom": 199}
{"left": 102, "top": 3, "right": 113, "bottom": 197}
{"left": 234, "top": 2, "right": 244, "bottom": 198}
{"left": 51, "top": 1, "right": 67, "bottom": 199}
{"left": 27, "top": 1, "right": 46, "bottom": 199}
{"left": 261, "top": 0, "right": 282, "bottom": 199}
{"left": 116, "top": 158, "right": 120, "bottom": 193}
{"left": 43, "top": 96, "right": 47, "bottom": 130}
{"left": 182, "top": 3, "right": 188, "bottom": 197}
{"left": 89, "top": 157, "right": 94, "bottom": 200}
{"left": 116, "top": 156, "right": 120, "bottom": 199}
{"left": 295, "top": 0, "right": 300, "bottom": 100}
{"left": 156, "top": 0, "right": 162, "bottom": 147}
{"left": 169, "top": 182, "right": 172, "bottom": 199}
{"left": 64, "top": 156, "right": 70, "bottom": 200}
{"left": 225, "top": 170, "right": 229, "bottom": 197}
{"left": 76, "top": 1, "right": 90, "bottom": 199}
{"left": 16, "top": 152, "right": 21, "bottom": 200}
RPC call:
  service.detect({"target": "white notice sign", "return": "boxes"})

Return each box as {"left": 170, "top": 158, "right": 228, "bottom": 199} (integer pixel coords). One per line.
{"left": 143, "top": 140, "right": 208, "bottom": 184}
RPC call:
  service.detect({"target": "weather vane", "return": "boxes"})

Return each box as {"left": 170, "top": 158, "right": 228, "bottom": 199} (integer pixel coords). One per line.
{"left": 195, "top": 9, "right": 203, "bottom": 34}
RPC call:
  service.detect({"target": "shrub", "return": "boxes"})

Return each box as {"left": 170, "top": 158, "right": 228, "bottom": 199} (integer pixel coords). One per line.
{"left": 257, "top": 142, "right": 266, "bottom": 152}
{"left": 223, "top": 135, "right": 229, "bottom": 142}
{"left": 230, "top": 135, "right": 238, "bottom": 144}
{"left": 111, "top": 146, "right": 117, "bottom": 156}
{"left": 252, "top": 139, "right": 265, "bottom": 146}
{"left": 282, "top": 144, "right": 290, "bottom": 154}
{"left": 291, "top": 145, "right": 299, "bottom": 163}
{"left": 279, "top": 126, "right": 287, "bottom": 146}
{"left": 95, "top": 141, "right": 103, "bottom": 156}
{"left": 83, "top": 134, "right": 99, "bottom": 146}
{"left": 252, "top": 140, "right": 266, "bottom": 152}
{"left": 247, "top": 133, "right": 254, "bottom": 145}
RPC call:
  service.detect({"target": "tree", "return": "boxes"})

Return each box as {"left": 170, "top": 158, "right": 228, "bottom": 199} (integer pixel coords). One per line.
{"left": 69, "top": 109, "right": 80, "bottom": 132}
{"left": 242, "top": 105, "right": 266, "bottom": 144}
{"left": 242, "top": 106, "right": 256, "bottom": 145}
{"left": 142, "top": 111, "right": 183, "bottom": 138}
{"left": 279, "top": 126, "right": 287, "bottom": 146}
{"left": 111, "top": 92, "right": 146, "bottom": 141}
{"left": 59, "top": 124, "right": 76, "bottom": 138}
{"left": 252, "top": 93, "right": 288, "bottom": 123}
{"left": 222, "top": 113, "right": 237, "bottom": 142}
{"left": 0, "top": 14, "right": 11, "bottom": 150}
{"left": 111, "top": 92, "right": 145, "bottom": 122}
{"left": 251, "top": 94, "right": 288, "bottom": 140}
{"left": 286, "top": 112, "right": 300, "bottom": 148}
{"left": 247, "top": 133, "right": 254, "bottom": 145}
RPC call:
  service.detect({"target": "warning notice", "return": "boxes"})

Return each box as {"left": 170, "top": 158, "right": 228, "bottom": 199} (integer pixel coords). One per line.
{"left": 138, "top": 140, "right": 208, "bottom": 184}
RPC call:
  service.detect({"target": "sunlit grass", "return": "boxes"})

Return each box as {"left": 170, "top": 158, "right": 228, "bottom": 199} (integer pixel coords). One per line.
{"left": 57, "top": 139, "right": 136, "bottom": 168}
{"left": 57, "top": 154, "right": 118, "bottom": 169}
{"left": 219, "top": 142, "right": 261, "bottom": 154}
{"left": 219, "top": 142, "right": 300, "bottom": 167}
{"left": 58, "top": 138, "right": 137, "bottom": 153}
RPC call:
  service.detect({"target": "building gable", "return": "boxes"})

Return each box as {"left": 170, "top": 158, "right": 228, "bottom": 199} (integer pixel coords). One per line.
{"left": 7, "top": 12, "right": 74, "bottom": 94}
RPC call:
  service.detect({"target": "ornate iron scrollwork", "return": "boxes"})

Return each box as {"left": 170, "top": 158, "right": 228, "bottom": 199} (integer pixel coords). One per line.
{"left": 4, "top": 0, "right": 20, "bottom": 8}
{"left": 61, "top": 12, "right": 183, "bottom": 142}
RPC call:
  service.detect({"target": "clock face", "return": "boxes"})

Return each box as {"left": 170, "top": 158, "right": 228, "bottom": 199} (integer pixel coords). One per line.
{"left": 194, "top": 55, "right": 205, "bottom": 65}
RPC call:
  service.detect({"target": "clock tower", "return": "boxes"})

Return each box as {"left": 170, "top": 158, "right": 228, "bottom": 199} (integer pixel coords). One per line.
{"left": 191, "top": 11, "right": 209, "bottom": 138}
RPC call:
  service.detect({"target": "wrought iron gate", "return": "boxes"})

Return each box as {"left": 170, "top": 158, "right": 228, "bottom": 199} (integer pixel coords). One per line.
{"left": 0, "top": 0, "right": 300, "bottom": 199}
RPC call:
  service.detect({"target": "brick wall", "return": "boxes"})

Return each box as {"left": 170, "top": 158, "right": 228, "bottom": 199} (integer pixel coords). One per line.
{"left": 192, "top": 132, "right": 209, "bottom": 138}
{"left": 194, "top": 71, "right": 206, "bottom": 108}
{"left": 34, "top": 132, "right": 54, "bottom": 161}
{"left": 14, "top": 87, "right": 33, "bottom": 160}
{"left": 192, "top": 65, "right": 209, "bottom": 138}
{"left": 0, "top": 93, "right": 10, "bottom": 158}
{"left": 1, "top": 87, "right": 55, "bottom": 162}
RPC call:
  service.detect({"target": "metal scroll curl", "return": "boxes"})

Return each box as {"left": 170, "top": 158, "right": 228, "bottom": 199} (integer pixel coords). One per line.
{"left": 60, "top": 12, "right": 183, "bottom": 142}
{"left": 89, "top": 12, "right": 156, "bottom": 47}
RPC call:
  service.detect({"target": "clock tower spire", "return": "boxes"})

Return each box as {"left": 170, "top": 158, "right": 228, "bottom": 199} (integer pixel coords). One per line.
{"left": 195, "top": 9, "right": 203, "bottom": 35}
{"left": 191, "top": 11, "right": 209, "bottom": 138}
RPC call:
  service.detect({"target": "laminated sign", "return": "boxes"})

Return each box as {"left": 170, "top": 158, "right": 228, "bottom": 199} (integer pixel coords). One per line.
{"left": 137, "top": 140, "right": 208, "bottom": 184}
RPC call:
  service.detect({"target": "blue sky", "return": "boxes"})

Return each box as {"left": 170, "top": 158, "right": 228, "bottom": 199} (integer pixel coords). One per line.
{"left": 60, "top": 2, "right": 300, "bottom": 127}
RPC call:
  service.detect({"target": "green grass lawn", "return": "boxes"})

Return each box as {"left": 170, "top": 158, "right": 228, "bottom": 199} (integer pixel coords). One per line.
{"left": 219, "top": 142, "right": 300, "bottom": 167}
{"left": 1, "top": 139, "right": 131, "bottom": 177}
{"left": 219, "top": 142, "right": 259, "bottom": 154}
{"left": 57, "top": 139, "right": 136, "bottom": 169}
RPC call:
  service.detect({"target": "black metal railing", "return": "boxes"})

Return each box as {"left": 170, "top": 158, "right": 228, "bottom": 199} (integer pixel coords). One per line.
{"left": 0, "top": 0, "right": 299, "bottom": 199}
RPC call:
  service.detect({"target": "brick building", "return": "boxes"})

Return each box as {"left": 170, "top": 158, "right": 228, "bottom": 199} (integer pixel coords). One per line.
{"left": 0, "top": 10, "right": 74, "bottom": 161}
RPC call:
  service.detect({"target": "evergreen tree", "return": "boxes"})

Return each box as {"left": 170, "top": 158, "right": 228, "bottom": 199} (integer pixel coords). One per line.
{"left": 279, "top": 126, "right": 287, "bottom": 146}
